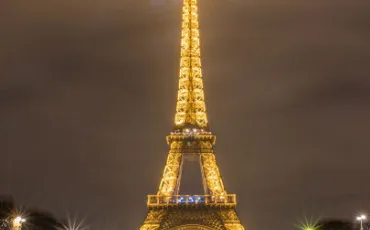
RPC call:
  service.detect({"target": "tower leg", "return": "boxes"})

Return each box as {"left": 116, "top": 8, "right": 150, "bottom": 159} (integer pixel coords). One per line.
{"left": 157, "top": 151, "right": 182, "bottom": 196}
{"left": 220, "top": 209, "right": 245, "bottom": 230}
{"left": 140, "top": 209, "right": 166, "bottom": 230}
{"left": 200, "top": 152, "right": 226, "bottom": 195}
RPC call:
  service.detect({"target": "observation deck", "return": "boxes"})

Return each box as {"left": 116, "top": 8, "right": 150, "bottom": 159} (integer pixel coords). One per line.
{"left": 147, "top": 194, "right": 237, "bottom": 207}
{"left": 167, "top": 128, "right": 216, "bottom": 144}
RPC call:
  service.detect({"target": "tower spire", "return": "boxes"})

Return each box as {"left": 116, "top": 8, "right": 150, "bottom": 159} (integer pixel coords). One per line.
{"left": 174, "top": 0, "right": 208, "bottom": 129}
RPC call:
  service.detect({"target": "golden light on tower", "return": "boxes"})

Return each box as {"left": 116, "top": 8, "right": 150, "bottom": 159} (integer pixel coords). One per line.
{"left": 139, "top": 0, "right": 245, "bottom": 229}
{"left": 174, "top": 0, "right": 208, "bottom": 128}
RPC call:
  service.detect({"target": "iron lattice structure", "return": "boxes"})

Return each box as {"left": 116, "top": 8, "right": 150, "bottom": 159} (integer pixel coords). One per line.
{"left": 140, "top": 0, "right": 245, "bottom": 229}
{"left": 175, "top": 0, "right": 207, "bottom": 129}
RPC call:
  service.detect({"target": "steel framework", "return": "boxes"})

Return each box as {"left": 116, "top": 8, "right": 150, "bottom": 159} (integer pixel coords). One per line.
{"left": 175, "top": 0, "right": 208, "bottom": 129}
{"left": 140, "top": 0, "right": 245, "bottom": 229}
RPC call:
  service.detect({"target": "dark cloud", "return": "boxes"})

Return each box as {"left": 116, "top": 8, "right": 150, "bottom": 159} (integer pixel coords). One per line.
{"left": 1, "top": 1, "right": 370, "bottom": 230}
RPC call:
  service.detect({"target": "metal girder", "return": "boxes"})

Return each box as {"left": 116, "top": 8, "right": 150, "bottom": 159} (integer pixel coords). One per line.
{"left": 200, "top": 152, "right": 226, "bottom": 196}
{"left": 174, "top": 0, "right": 208, "bottom": 129}
{"left": 140, "top": 0, "right": 246, "bottom": 229}
{"left": 157, "top": 152, "right": 182, "bottom": 197}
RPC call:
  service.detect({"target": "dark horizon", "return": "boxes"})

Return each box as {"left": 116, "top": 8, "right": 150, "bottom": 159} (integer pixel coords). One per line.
{"left": 1, "top": 0, "right": 370, "bottom": 230}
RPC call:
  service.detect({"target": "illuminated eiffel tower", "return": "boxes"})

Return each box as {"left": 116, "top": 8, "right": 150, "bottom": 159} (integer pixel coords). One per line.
{"left": 140, "top": 0, "right": 245, "bottom": 229}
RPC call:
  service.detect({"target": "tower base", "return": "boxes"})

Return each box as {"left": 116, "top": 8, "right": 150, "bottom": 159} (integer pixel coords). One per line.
{"left": 140, "top": 205, "right": 245, "bottom": 230}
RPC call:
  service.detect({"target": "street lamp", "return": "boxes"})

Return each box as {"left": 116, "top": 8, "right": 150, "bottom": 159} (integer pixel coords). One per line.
{"left": 12, "top": 216, "right": 26, "bottom": 230}
{"left": 356, "top": 215, "right": 367, "bottom": 230}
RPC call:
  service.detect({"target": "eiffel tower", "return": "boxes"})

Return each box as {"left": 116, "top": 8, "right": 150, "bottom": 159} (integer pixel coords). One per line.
{"left": 140, "top": 0, "right": 245, "bottom": 229}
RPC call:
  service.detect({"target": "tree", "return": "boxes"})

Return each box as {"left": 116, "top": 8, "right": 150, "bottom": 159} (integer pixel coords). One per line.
{"left": 317, "top": 219, "right": 353, "bottom": 230}
{"left": 0, "top": 196, "right": 15, "bottom": 230}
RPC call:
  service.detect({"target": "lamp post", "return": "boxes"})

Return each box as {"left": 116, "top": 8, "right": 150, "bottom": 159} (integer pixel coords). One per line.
{"left": 356, "top": 215, "right": 367, "bottom": 230}
{"left": 12, "top": 216, "right": 26, "bottom": 230}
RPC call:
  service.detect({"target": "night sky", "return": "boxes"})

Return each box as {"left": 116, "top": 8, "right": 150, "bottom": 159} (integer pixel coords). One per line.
{"left": 1, "top": 0, "right": 370, "bottom": 230}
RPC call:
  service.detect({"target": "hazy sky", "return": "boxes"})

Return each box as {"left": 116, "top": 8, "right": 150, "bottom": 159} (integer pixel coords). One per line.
{"left": 1, "top": 0, "right": 370, "bottom": 229}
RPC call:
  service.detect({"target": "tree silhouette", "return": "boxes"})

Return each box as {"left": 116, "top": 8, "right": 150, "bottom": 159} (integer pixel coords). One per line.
{"left": 0, "top": 196, "right": 15, "bottom": 230}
